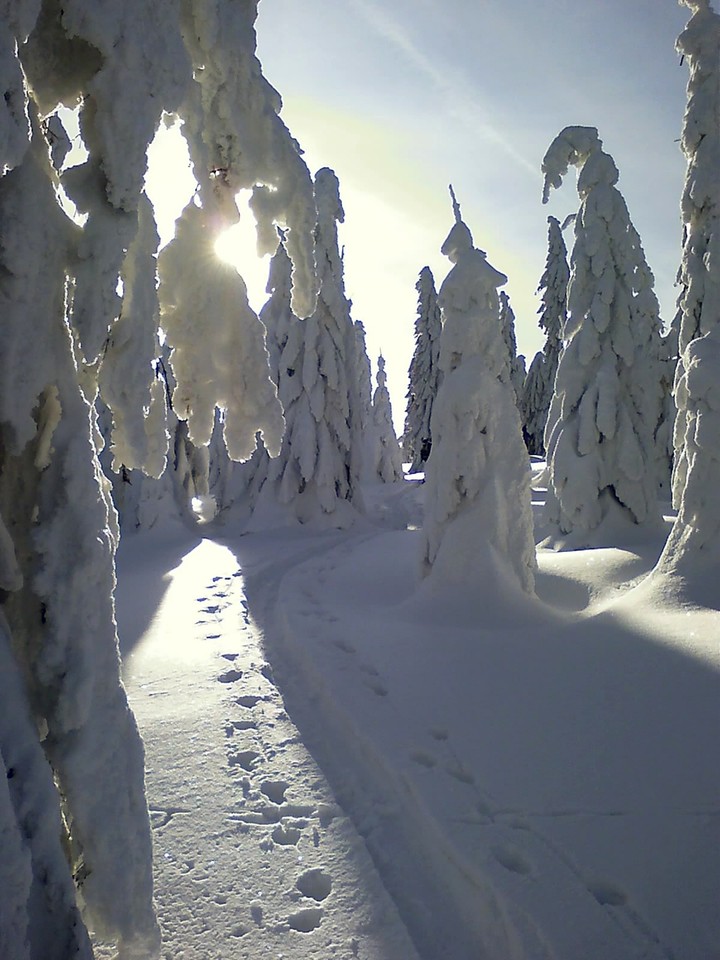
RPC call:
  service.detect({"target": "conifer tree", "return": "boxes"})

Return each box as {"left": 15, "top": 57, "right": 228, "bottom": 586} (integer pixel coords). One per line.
{"left": 349, "top": 320, "right": 374, "bottom": 486}
{"left": 421, "top": 190, "right": 536, "bottom": 593}
{"left": 499, "top": 291, "right": 526, "bottom": 404}
{"left": 371, "top": 355, "right": 404, "bottom": 482}
{"left": 656, "top": 0, "right": 720, "bottom": 586}
{"left": 0, "top": 4, "right": 321, "bottom": 952}
{"left": 520, "top": 216, "right": 569, "bottom": 456}
{"left": 262, "top": 168, "right": 358, "bottom": 526}
{"left": 541, "top": 126, "right": 664, "bottom": 539}
{"left": 403, "top": 267, "right": 442, "bottom": 472}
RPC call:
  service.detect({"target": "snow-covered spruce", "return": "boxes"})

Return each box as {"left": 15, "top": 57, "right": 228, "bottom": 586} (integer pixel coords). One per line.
{"left": 671, "top": 0, "right": 720, "bottom": 512}
{"left": 97, "top": 193, "right": 169, "bottom": 480}
{"left": 520, "top": 215, "right": 569, "bottom": 456}
{"left": 655, "top": 317, "right": 679, "bottom": 498}
{"left": 403, "top": 266, "right": 442, "bottom": 473}
{"left": 656, "top": 326, "right": 720, "bottom": 590}
{"left": 499, "top": 291, "right": 526, "bottom": 405}
{"left": 178, "top": 0, "right": 318, "bottom": 319}
{"left": 0, "top": 117, "right": 158, "bottom": 955}
{"left": 421, "top": 191, "right": 536, "bottom": 594}
{"left": 349, "top": 320, "right": 376, "bottom": 486}
{"left": 255, "top": 168, "right": 359, "bottom": 527}
{"left": 541, "top": 126, "right": 665, "bottom": 540}
{"left": 1, "top": 2, "right": 324, "bottom": 953}
{"left": 655, "top": 1, "right": 720, "bottom": 591}
{"left": 371, "top": 355, "right": 404, "bottom": 483}
{"left": 209, "top": 235, "right": 298, "bottom": 522}
{"left": 158, "top": 198, "right": 285, "bottom": 464}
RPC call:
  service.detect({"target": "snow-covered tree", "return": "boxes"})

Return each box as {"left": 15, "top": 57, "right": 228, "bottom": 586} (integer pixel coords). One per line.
{"left": 403, "top": 266, "right": 442, "bottom": 473}
{"left": 258, "top": 168, "right": 359, "bottom": 527}
{"left": 540, "top": 126, "right": 664, "bottom": 539}
{"left": 213, "top": 235, "right": 298, "bottom": 521}
{"left": 499, "top": 291, "right": 527, "bottom": 404}
{"left": 656, "top": 0, "right": 720, "bottom": 587}
{"left": 520, "top": 216, "right": 569, "bottom": 456}
{"left": 0, "top": 3, "right": 320, "bottom": 954}
{"left": 349, "top": 320, "right": 375, "bottom": 485}
{"left": 371, "top": 356, "right": 404, "bottom": 482}
{"left": 655, "top": 317, "right": 679, "bottom": 498}
{"left": 421, "top": 191, "right": 536, "bottom": 594}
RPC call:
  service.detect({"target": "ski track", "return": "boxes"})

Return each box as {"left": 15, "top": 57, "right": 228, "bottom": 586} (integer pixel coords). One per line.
{"left": 96, "top": 538, "right": 419, "bottom": 960}
{"left": 251, "top": 533, "right": 680, "bottom": 960}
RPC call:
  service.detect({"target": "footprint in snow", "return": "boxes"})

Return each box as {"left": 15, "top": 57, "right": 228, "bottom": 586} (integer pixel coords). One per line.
{"left": 228, "top": 749, "right": 260, "bottom": 771}
{"left": 587, "top": 878, "right": 628, "bottom": 906}
{"left": 272, "top": 824, "right": 301, "bottom": 845}
{"left": 296, "top": 868, "right": 332, "bottom": 902}
{"left": 260, "top": 779, "right": 289, "bottom": 804}
{"left": 429, "top": 727, "right": 449, "bottom": 741}
{"left": 218, "top": 668, "right": 243, "bottom": 684}
{"left": 364, "top": 677, "right": 388, "bottom": 697}
{"left": 332, "top": 638, "right": 356, "bottom": 655}
{"left": 445, "top": 762, "right": 475, "bottom": 785}
{"left": 492, "top": 844, "right": 533, "bottom": 877}
{"left": 287, "top": 906, "right": 323, "bottom": 932}
{"left": 410, "top": 750, "right": 437, "bottom": 769}
{"left": 236, "top": 695, "right": 263, "bottom": 708}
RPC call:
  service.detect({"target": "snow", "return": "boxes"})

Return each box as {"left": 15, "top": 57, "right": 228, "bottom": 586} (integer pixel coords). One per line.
{"left": 107, "top": 473, "right": 720, "bottom": 960}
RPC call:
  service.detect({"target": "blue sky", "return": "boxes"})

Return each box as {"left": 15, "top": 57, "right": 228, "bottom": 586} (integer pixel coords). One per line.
{"left": 253, "top": 0, "right": 690, "bottom": 421}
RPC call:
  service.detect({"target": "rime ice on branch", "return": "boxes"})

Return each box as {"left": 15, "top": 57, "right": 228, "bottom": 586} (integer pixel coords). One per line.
{"left": 421, "top": 189, "right": 536, "bottom": 594}
{"left": 540, "top": 126, "right": 664, "bottom": 540}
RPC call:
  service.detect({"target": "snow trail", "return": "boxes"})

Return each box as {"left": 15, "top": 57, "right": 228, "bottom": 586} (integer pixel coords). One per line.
{"left": 102, "top": 532, "right": 419, "bottom": 960}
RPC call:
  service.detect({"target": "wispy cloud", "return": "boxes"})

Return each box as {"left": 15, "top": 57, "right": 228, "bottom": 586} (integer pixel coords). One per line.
{"left": 350, "top": 0, "right": 537, "bottom": 178}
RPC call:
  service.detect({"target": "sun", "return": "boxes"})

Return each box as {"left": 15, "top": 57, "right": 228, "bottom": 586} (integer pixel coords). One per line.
{"left": 213, "top": 194, "right": 272, "bottom": 312}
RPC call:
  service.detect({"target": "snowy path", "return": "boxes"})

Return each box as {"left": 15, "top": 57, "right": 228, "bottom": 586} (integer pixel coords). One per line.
{"left": 103, "top": 533, "right": 419, "bottom": 960}
{"left": 235, "top": 523, "right": 719, "bottom": 960}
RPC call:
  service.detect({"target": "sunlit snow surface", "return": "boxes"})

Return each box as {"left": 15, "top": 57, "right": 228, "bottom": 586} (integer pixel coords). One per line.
{"left": 109, "top": 476, "right": 719, "bottom": 960}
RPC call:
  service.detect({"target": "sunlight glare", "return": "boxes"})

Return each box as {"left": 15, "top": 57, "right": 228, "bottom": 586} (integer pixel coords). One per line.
{"left": 213, "top": 191, "right": 272, "bottom": 313}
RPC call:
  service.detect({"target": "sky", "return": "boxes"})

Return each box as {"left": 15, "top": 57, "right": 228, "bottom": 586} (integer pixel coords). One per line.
{"left": 146, "top": 0, "right": 692, "bottom": 430}
{"left": 249, "top": 0, "right": 690, "bottom": 423}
